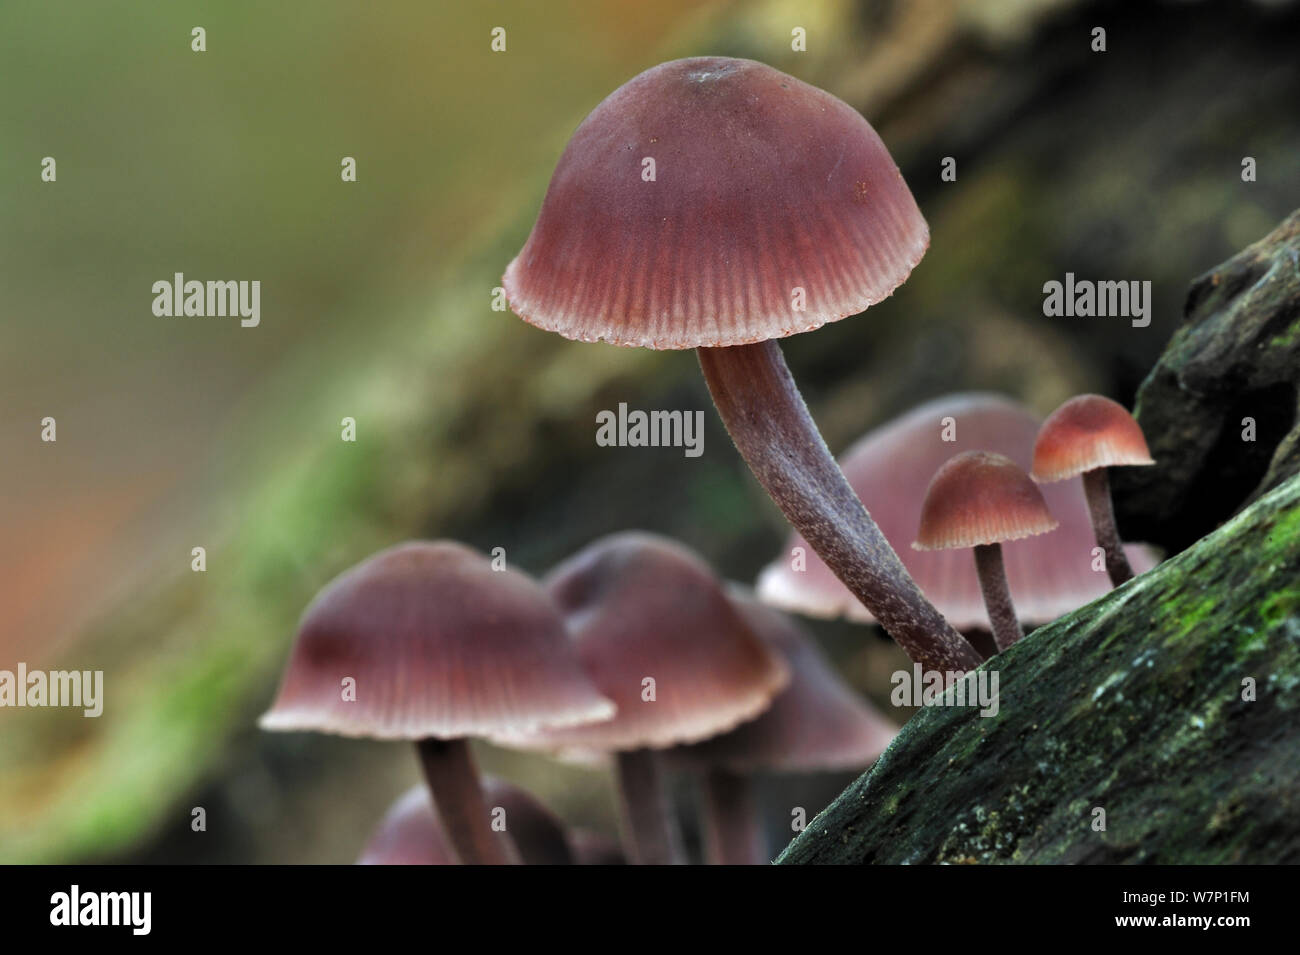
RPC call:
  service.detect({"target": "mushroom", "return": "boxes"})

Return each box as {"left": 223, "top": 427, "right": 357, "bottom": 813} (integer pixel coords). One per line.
{"left": 358, "top": 778, "right": 574, "bottom": 865}
{"left": 913, "top": 452, "right": 1059, "bottom": 652}
{"left": 668, "top": 588, "right": 897, "bottom": 865}
{"left": 496, "top": 532, "right": 789, "bottom": 865}
{"left": 503, "top": 56, "right": 980, "bottom": 675}
{"left": 757, "top": 393, "right": 1158, "bottom": 628}
{"left": 1031, "top": 394, "right": 1155, "bottom": 586}
{"left": 259, "top": 541, "right": 614, "bottom": 865}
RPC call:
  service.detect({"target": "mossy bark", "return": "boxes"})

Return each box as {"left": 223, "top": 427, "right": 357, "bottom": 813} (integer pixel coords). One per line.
{"left": 777, "top": 474, "right": 1300, "bottom": 864}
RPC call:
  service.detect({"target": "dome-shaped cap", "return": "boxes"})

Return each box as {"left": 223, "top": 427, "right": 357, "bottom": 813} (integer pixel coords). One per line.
{"left": 915, "top": 451, "right": 1058, "bottom": 551}
{"left": 757, "top": 393, "right": 1158, "bottom": 628}
{"left": 357, "top": 779, "right": 573, "bottom": 865}
{"left": 499, "top": 533, "right": 788, "bottom": 752}
{"left": 259, "top": 541, "right": 614, "bottom": 740}
{"left": 503, "top": 56, "right": 928, "bottom": 350}
{"left": 669, "top": 590, "right": 896, "bottom": 774}
{"left": 1032, "top": 393, "right": 1155, "bottom": 482}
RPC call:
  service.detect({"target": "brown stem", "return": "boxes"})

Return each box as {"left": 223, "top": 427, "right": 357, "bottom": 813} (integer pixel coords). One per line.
{"left": 700, "top": 769, "right": 766, "bottom": 865}
{"left": 614, "top": 749, "right": 685, "bottom": 865}
{"left": 416, "top": 738, "right": 519, "bottom": 865}
{"left": 698, "top": 340, "right": 981, "bottom": 673}
{"left": 973, "top": 543, "right": 1023, "bottom": 652}
{"left": 1082, "top": 468, "right": 1134, "bottom": 586}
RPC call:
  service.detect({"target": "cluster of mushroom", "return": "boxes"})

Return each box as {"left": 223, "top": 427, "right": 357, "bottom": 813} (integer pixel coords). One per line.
{"left": 261, "top": 534, "right": 897, "bottom": 865}
{"left": 911, "top": 394, "right": 1154, "bottom": 653}
{"left": 261, "top": 56, "right": 1166, "bottom": 864}
{"left": 759, "top": 392, "right": 1156, "bottom": 655}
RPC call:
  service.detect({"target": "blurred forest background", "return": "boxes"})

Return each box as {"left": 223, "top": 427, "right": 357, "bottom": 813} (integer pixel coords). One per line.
{"left": 1, "top": 0, "right": 1297, "bottom": 863}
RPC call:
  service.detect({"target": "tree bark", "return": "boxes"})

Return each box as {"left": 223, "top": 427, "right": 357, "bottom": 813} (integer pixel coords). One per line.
{"left": 778, "top": 469, "right": 1300, "bottom": 865}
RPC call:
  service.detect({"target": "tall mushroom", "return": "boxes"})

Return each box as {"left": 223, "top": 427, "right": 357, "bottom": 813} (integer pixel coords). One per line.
{"left": 757, "top": 393, "right": 1158, "bottom": 628}
{"left": 913, "top": 452, "right": 1059, "bottom": 652}
{"left": 1031, "top": 394, "right": 1155, "bottom": 586}
{"left": 496, "top": 532, "right": 789, "bottom": 865}
{"left": 259, "top": 541, "right": 614, "bottom": 865}
{"left": 503, "top": 56, "right": 979, "bottom": 675}
{"left": 669, "top": 588, "right": 897, "bottom": 865}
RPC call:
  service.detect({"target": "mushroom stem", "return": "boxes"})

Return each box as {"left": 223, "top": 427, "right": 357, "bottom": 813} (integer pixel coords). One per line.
{"left": 1081, "top": 468, "right": 1134, "bottom": 586}
{"left": 614, "top": 749, "right": 685, "bottom": 865}
{"left": 699, "top": 768, "right": 766, "bottom": 865}
{"left": 973, "top": 543, "right": 1023, "bottom": 652}
{"left": 416, "top": 738, "right": 520, "bottom": 865}
{"left": 698, "top": 340, "right": 982, "bottom": 673}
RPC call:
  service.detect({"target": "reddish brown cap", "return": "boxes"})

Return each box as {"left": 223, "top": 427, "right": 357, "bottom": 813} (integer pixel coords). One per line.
{"left": 259, "top": 541, "right": 614, "bottom": 740}
{"left": 357, "top": 779, "right": 573, "bottom": 865}
{"left": 503, "top": 57, "right": 928, "bottom": 350}
{"left": 915, "top": 451, "right": 1058, "bottom": 551}
{"left": 669, "top": 590, "right": 897, "bottom": 774}
{"left": 498, "top": 532, "right": 788, "bottom": 752}
{"left": 1032, "top": 394, "right": 1155, "bottom": 482}
{"left": 757, "top": 393, "right": 1158, "bottom": 628}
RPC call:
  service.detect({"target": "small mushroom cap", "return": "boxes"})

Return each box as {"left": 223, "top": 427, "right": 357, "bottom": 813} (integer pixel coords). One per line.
{"left": 259, "top": 541, "right": 614, "bottom": 741}
{"left": 497, "top": 533, "right": 789, "bottom": 753}
{"left": 915, "top": 451, "right": 1059, "bottom": 551}
{"left": 669, "top": 590, "right": 897, "bottom": 774}
{"left": 357, "top": 779, "right": 573, "bottom": 865}
{"left": 1032, "top": 394, "right": 1155, "bottom": 482}
{"left": 503, "top": 56, "right": 928, "bottom": 350}
{"left": 757, "top": 393, "right": 1158, "bottom": 628}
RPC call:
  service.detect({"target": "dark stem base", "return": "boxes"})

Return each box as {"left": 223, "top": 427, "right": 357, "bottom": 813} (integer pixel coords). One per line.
{"left": 416, "top": 737, "right": 519, "bottom": 865}
{"left": 973, "top": 543, "right": 1024, "bottom": 652}
{"left": 1083, "top": 468, "right": 1134, "bottom": 586}
{"left": 698, "top": 340, "right": 981, "bottom": 673}
{"left": 614, "top": 749, "right": 686, "bottom": 865}
{"left": 700, "top": 768, "right": 767, "bottom": 865}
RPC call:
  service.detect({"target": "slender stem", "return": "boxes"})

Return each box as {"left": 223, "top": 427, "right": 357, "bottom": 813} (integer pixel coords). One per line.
{"left": 416, "top": 738, "right": 520, "bottom": 865}
{"left": 700, "top": 769, "right": 766, "bottom": 865}
{"left": 973, "top": 543, "right": 1023, "bottom": 652}
{"left": 699, "top": 340, "right": 982, "bottom": 673}
{"left": 614, "top": 749, "right": 685, "bottom": 865}
{"left": 1082, "top": 468, "right": 1134, "bottom": 586}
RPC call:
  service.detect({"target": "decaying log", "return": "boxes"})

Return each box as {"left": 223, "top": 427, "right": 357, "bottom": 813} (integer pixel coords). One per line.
{"left": 779, "top": 216, "right": 1300, "bottom": 864}
{"left": 1115, "top": 210, "right": 1300, "bottom": 552}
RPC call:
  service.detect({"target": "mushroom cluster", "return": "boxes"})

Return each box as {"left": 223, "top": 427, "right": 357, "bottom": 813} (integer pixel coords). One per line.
{"left": 263, "top": 533, "right": 895, "bottom": 864}
{"left": 259, "top": 56, "right": 1161, "bottom": 865}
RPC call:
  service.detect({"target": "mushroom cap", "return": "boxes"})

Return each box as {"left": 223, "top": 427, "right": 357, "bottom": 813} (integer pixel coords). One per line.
{"left": 914, "top": 451, "right": 1059, "bottom": 550}
{"left": 1032, "top": 393, "right": 1155, "bottom": 482}
{"left": 757, "top": 394, "right": 1158, "bottom": 627}
{"left": 259, "top": 541, "right": 614, "bottom": 740}
{"left": 503, "top": 56, "right": 928, "bottom": 350}
{"left": 357, "top": 779, "right": 573, "bottom": 865}
{"left": 668, "top": 589, "right": 897, "bottom": 774}
{"left": 497, "top": 532, "right": 789, "bottom": 752}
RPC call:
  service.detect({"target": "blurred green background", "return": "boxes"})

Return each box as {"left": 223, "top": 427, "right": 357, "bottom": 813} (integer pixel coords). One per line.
{"left": 2, "top": 0, "right": 1297, "bottom": 863}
